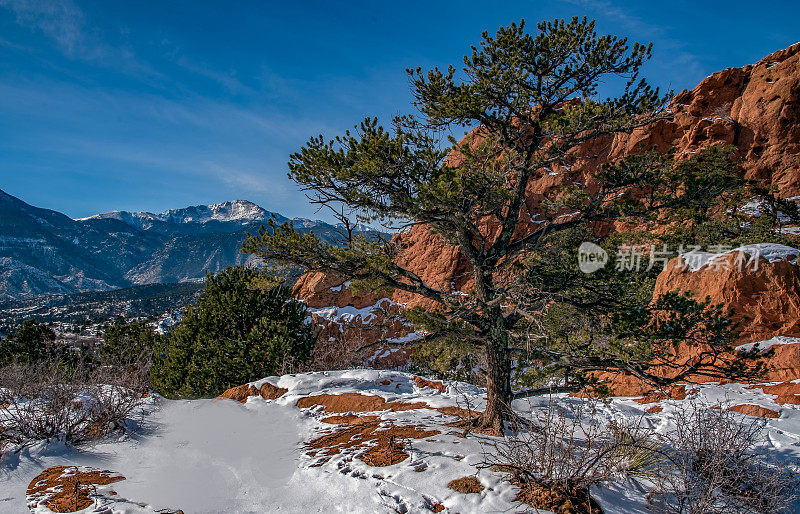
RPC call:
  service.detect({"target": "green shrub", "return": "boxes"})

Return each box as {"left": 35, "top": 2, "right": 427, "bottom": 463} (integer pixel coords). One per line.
{"left": 0, "top": 319, "right": 69, "bottom": 366}
{"left": 150, "top": 266, "right": 315, "bottom": 398}
{"left": 100, "top": 317, "right": 159, "bottom": 366}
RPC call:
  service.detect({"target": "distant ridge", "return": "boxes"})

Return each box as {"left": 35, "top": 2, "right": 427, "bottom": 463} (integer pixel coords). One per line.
{"left": 0, "top": 190, "right": 384, "bottom": 301}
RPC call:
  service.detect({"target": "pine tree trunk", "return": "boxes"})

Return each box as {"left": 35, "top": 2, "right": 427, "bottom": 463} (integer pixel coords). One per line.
{"left": 481, "top": 337, "right": 512, "bottom": 435}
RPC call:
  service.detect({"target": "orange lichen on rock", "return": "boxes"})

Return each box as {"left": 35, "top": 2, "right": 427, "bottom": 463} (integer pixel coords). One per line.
{"left": 747, "top": 382, "right": 800, "bottom": 405}
{"left": 729, "top": 404, "right": 781, "bottom": 418}
{"left": 321, "top": 414, "right": 380, "bottom": 425}
{"left": 431, "top": 503, "right": 445, "bottom": 512}
{"left": 647, "top": 405, "right": 664, "bottom": 414}
{"left": 298, "top": 391, "right": 498, "bottom": 467}
{"left": 27, "top": 465, "right": 125, "bottom": 513}
{"left": 414, "top": 376, "right": 447, "bottom": 393}
{"left": 358, "top": 424, "right": 440, "bottom": 466}
{"left": 307, "top": 417, "right": 382, "bottom": 456}
{"left": 306, "top": 414, "right": 439, "bottom": 466}
{"left": 447, "top": 476, "right": 484, "bottom": 494}
{"left": 296, "top": 392, "right": 428, "bottom": 414}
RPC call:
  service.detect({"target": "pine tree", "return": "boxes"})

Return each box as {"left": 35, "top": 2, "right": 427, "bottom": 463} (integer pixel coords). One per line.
{"left": 0, "top": 318, "right": 64, "bottom": 366}
{"left": 243, "top": 18, "right": 757, "bottom": 434}
{"left": 150, "top": 266, "right": 315, "bottom": 398}
{"left": 100, "top": 317, "right": 160, "bottom": 366}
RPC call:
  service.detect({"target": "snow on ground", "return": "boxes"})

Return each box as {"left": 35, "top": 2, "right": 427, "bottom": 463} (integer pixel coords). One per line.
{"left": 3, "top": 370, "right": 800, "bottom": 513}
{"left": 681, "top": 242, "right": 799, "bottom": 271}
{"left": 736, "top": 335, "right": 800, "bottom": 353}
{"left": 309, "top": 301, "right": 391, "bottom": 326}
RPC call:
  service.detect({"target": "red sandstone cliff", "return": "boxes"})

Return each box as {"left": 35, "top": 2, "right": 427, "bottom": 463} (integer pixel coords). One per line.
{"left": 296, "top": 43, "right": 800, "bottom": 312}
{"left": 295, "top": 44, "right": 800, "bottom": 375}
{"left": 654, "top": 250, "right": 800, "bottom": 343}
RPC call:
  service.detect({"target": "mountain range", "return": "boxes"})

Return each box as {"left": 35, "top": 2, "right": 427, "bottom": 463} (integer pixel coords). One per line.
{"left": 0, "top": 189, "right": 383, "bottom": 301}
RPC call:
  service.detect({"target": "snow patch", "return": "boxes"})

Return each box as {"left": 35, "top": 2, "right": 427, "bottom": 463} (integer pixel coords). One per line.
{"left": 736, "top": 336, "right": 800, "bottom": 353}
{"left": 681, "top": 243, "right": 799, "bottom": 272}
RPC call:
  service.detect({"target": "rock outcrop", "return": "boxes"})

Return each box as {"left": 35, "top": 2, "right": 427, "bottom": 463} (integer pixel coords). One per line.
{"left": 217, "top": 381, "right": 288, "bottom": 403}
{"left": 297, "top": 43, "right": 800, "bottom": 309}
{"left": 295, "top": 43, "right": 800, "bottom": 372}
{"left": 654, "top": 248, "right": 800, "bottom": 343}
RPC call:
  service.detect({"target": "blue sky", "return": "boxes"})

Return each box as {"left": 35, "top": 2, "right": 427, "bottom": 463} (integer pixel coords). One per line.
{"left": 1, "top": 1, "right": 798, "bottom": 221}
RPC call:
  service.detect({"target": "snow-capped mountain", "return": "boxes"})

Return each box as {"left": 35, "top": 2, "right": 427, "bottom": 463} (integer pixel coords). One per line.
{"left": 77, "top": 200, "right": 276, "bottom": 234}
{"left": 156, "top": 200, "right": 269, "bottom": 224}
{"left": 0, "top": 190, "right": 384, "bottom": 301}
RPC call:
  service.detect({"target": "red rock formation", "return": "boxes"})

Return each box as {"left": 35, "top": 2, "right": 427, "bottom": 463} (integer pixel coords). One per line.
{"left": 589, "top": 249, "right": 800, "bottom": 395}
{"left": 614, "top": 42, "right": 800, "bottom": 197}
{"left": 294, "top": 43, "right": 800, "bottom": 371}
{"left": 293, "top": 272, "right": 386, "bottom": 310}
{"left": 217, "top": 384, "right": 258, "bottom": 403}
{"left": 729, "top": 404, "right": 781, "bottom": 418}
{"left": 27, "top": 466, "right": 125, "bottom": 513}
{"left": 292, "top": 226, "right": 473, "bottom": 312}
{"left": 259, "top": 382, "right": 289, "bottom": 400}
{"left": 654, "top": 252, "right": 800, "bottom": 343}
{"left": 296, "top": 43, "right": 800, "bottom": 311}
{"left": 757, "top": 343, "right": 800, "bottom": 383}
{"left": 747, "top": 382, "right": 800, "bottom": 405}
{"left": 217, "top": 382, "right": 287, "bottom": 402}
{"left": 634, "top": 384, "right": 690, "bottom": 404}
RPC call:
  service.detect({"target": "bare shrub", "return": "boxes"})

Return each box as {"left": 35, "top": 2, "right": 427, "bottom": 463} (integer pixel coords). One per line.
{"left": 649, "top": 403, "right": 799, "bottom": 514}
{"left": 482, "top": 397, "right": 661, "bottom": 498}
{"left": 310, "top": 325, "right": 374, "bottom": 371}
{"left": 0, "top": 361, "right": 147, "bottom": 452}
{"left": 481, "top": 397, "right": 797, "bottom": 513}
{"left": 0, "top": 364, "right": 87, "bottom": 445}
{"left": 83, "top": 364, "right": 149, "bottom": 435}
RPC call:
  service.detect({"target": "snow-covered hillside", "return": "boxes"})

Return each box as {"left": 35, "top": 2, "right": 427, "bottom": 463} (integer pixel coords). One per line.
{"left": 3, "top": 370, "right": 800, "bottom": 513}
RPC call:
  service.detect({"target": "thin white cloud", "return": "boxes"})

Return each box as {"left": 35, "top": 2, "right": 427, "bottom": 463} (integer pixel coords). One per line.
{"left": 556, "top": 0, "right": 704, "bottom": 87}
{"left": 558, "top": 0, "right": 664, "bottom": 36}
{"left": 0, "top": 0, "right": 85, "bottom": 55}
{"left": 0, "top": 0, "right": 161, "bottom": 79}
{"left": 176, "top": 56, "right": 253, "bottom": 96}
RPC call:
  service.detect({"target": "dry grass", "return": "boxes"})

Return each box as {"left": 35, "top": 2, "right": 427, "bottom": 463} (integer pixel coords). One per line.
{"left": 447, "top": 476, "right": 484, "bottom": 494}
{"left": 513, "top": 479, "right": 602, "bottom": 514}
